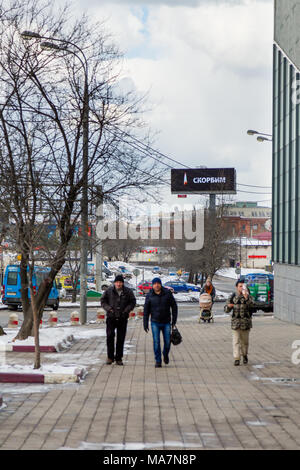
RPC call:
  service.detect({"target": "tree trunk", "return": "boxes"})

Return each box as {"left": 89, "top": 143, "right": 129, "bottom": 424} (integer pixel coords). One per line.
{"left": 188, "top": 268, "right": 194, "bottom": 284}
{"left": 14, "top": 279, "right": 53, "bottom": 341}
{"left": 72, "top": 288, "right": 77, "bottom": 303}
{"left": 31, "top": 294, "right": 40, "bottom": 369}
{"left": 13, "top": 267, "right": 62, "bottom": 341}
{"left": 13, "top": 240, "right": 71, "bottom": 341}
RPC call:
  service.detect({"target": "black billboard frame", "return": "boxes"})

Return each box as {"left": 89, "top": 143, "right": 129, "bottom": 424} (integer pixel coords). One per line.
{"left": 171, "top": 168, "right": 237, "bottom": 195}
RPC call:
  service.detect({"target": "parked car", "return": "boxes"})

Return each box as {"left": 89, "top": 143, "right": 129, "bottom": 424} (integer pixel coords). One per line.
{"left": 58, "top": 275, "right": 74, "bottom": 290}
{"left": 164, "top": 281, "right": 200, "bottom": 293}
{"left": 164, "top": 285, "right": 175, "bottom": 294}
{"left": 185, "top": 283, "right": 201, "bottom": 292}
{"left": 123, "top": 281, "right": 137, "bottom": 295}
{"left": 137, "top": 281, "right": 152, "bottom": 295}
{"left": 59, "top": 276, "right": 110, "bottom": 293}
{"left": 2, "top": 265, "right": 60, "bottom": 311}
{"left": 102, "top": 265, "right": 112, "bottom": 278}
{"left": 240, "top": 273, "right": 274, "bottom": 312}
{"left": 117, "top": 266, "right": 133, "bottom": 279}
{"left": 138, "top": 281, "right": 174, "bottom": 295}
{"left": 181, "top": 272, "right": 190, "bottom": 280}
{"left": 152, "top": 266, "right": 163, "bottom": 275}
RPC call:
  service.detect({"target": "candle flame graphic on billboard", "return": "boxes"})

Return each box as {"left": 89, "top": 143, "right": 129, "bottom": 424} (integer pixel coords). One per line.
{"left": 184, "top": 172, "right": 188, "bottom": 185}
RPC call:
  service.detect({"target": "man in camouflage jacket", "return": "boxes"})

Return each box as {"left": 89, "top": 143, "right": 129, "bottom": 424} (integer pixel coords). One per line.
{"left": 224, "top": 280, "right": 255, "bottom": 366}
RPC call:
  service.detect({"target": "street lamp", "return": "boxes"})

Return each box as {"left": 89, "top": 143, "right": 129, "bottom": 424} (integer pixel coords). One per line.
{"left": 247, "top": 129, "right": 273, "bottom": 143}
{"left": 20, "top": 31, "right": 42, "bottom": 40}
{"left": 21, "top": 31, "right": 90, "bottom": 325}
{"left": 257, "top": 136, "right": 272, "bottom": 143}
{"left": 40, "top": 41, "right": 63, "bottom": 51}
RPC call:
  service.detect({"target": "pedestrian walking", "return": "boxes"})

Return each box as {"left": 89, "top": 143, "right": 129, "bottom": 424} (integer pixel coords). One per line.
{"left": 101, "top": 274, "right": 136, "bottom": 366}
{"left": 143, "top": 278, "right": 178, "bottom": 368}
{"left": 224, "top": 280, "right": 254, "bottom": 366}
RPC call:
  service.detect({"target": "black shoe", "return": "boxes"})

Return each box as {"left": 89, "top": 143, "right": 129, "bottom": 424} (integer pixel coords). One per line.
{"left": 163, "top": 355, "right": 169, "bottom": 365}
{"left": 116, "top": 360, "right": 123, "bottom": 366}
{"left": 106, "top": 358, "right": 114, "bottom": 365}
{"left": 155, "top": 363, "right": 162, "bottom": 368}
{"left": 234, "top": 360, "right": 240, "bottom": 366}
{"left": 243, "top": 356, "right": 248, "bottom": 365}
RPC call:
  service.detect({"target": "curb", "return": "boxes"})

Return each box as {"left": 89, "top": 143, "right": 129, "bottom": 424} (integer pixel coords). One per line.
{"left": 0, "top": 345, "right": 57, "bottom": 353}
{"left": 0, "top": 368, "right": 86, "bottom": 384}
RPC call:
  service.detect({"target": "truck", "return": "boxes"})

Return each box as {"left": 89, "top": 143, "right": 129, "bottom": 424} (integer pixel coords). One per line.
{"left": 241, "top": 273, "right": 274, "bottom": 313}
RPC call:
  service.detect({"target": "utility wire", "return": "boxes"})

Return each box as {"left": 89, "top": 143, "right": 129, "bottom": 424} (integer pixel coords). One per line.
{"left": 0, "top": 101, "right": 272, "bottom": 191}
{"left": 237, "top": 190, "right": 272, "bottom": 195}
{"left": 110, "top": 124, "right": 272, "bottom": 190}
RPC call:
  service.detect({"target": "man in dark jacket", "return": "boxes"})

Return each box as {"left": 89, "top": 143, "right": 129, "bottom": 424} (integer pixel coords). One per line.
{"left": 144, "top": 278, "right": 178, "bottom": 368}
{"left": 101, "top": 274, "right": 136, "bottom": 365}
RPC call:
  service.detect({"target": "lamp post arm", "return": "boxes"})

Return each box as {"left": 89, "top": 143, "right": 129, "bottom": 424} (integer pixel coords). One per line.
{"left": 35, "top": 33, "right": 88, "bottom": 72}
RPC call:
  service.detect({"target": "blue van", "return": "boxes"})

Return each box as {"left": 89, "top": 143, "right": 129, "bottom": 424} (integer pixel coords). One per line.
{"left": 2, "top": 265, "right": 60, "bottom": 311}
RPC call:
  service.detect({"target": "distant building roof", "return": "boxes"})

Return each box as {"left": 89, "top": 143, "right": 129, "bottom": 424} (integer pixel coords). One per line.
{"left": 230, "top": 237, "right": 272, "bottom": 247}
{"left": 254, "top": 231, "right": 272, "bottom": 241}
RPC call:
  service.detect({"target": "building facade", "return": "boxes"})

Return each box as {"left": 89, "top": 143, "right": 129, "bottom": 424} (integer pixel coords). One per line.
{"left": 273, "top": 0, "right": 300, "bottom": 324}
{"left": 223, "top": 202, "right": 271, "bottom": 239}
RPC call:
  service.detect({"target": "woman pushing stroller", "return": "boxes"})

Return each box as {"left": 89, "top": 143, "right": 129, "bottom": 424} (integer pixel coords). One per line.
{"left": 199, "top": 276, "right": 216, "bottom": 323}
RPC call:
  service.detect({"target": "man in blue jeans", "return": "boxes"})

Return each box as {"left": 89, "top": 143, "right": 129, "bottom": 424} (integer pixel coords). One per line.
{"left": 143, "top": 278, "right": 178, "bottom": 368}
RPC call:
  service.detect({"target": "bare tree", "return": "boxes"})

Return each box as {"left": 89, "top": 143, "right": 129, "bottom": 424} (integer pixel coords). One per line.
{"left": 0, "top": 0, "right": 168, "bottom": 347}
{"left": 174, "top": 199, "right": 238, "bottom": 282}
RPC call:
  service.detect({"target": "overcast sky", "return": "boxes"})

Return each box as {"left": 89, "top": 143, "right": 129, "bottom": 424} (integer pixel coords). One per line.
{"left": 73, "top": 0, "right": 274, "bottom": 208}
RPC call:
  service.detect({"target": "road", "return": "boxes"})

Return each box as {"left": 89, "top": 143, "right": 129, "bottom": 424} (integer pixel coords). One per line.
{"left": 0, "top": 275, "right": 235, "bottom": 327}
{"left": 213, "top": 274, "right": 236, "bottom": 294}
{"left": 0, "top": 303, "right": 229, "bottom": 327}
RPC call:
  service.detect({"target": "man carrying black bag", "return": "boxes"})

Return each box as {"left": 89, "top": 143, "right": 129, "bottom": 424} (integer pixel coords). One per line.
{"left": 144, "top": 278, "right": 178, "bottom": 368}
{"left": 101, "top": 275, "right": 136, "bottom": 366}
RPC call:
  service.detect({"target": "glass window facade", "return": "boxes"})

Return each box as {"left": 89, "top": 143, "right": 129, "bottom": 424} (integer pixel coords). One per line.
{"left": 273, "top": 44, "right": 300, "bottom": 265}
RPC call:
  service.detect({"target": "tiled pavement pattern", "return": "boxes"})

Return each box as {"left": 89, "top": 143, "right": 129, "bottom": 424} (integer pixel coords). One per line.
{"left": 0, "top": 315, "right": 300, "bottom": 450}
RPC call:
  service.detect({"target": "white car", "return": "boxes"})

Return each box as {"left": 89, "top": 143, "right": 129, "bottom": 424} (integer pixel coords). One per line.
{"left": 87, "top": 280, "right": 110, "bottom": 291}
{"left": 58, "top": 287, "right": 67, "bottom": 299}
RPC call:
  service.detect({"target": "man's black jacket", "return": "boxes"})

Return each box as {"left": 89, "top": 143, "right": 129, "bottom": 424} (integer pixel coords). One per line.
{"left": 101, "top": 285, "right": 136, "bottom": 320}
{"left": 143, "top": 287, "right": 178, "bottom": 329}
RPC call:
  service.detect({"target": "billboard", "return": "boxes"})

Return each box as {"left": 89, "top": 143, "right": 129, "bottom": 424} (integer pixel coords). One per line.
{"left": 171, "top": 168, "right": 236, "bottom": 195}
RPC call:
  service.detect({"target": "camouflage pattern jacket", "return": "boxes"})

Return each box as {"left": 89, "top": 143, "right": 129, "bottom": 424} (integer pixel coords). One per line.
{"left": 224, "top": 292, "right": 254, "bottom": 330}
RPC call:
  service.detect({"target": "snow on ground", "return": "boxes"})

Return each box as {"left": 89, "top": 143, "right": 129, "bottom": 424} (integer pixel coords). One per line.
{"left": 0, "top": 326, "right": 105, "bottom": 349}
{"left": 0, "top": 325, "right": 107, "bottom": 378}
{"left": 0, "top": 362, "right": 84, "bottom": 376}
{"left": 216, "top": 267, "right": 271, "bottom": 280}
{"left": 215, "top": 290, "right": 230, "bottom": 301}
{"left": 106, "top": 262, "right": 229, "bottom": 302}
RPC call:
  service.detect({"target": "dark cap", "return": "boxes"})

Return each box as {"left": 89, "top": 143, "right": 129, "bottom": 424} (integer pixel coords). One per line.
{"left": 114, "top": 274, "right": 125, "bottom": 283}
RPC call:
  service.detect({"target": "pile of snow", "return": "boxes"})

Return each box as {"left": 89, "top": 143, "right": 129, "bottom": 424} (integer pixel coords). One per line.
{"left": 174, "top": 293, "right": 199, "bottom": 302}
{"left": 0, "top": 362, "right": 84, "bottom": 376}
{"left": 0, "top": 326, "right": 106, "bottom": 350}
{"left": 0, "top": 326, "right": 107, "bottom": 379}
{"left": 215, "top": 290, "right": 230, "bottom": 301}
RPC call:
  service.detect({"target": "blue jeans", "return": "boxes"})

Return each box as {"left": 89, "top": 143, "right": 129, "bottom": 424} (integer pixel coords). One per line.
{"left": 151, "top": 321, "right": 171, "bottom": 364}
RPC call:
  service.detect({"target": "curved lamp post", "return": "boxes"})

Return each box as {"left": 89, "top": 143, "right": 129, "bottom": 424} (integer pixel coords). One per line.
{"left": 21, "top": 31, "right": 90, "bottom": 324}
{"left": 247, "top": 129, "right": 273, "bottom": 143}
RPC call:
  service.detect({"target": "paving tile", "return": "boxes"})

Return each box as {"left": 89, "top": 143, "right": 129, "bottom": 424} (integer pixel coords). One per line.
{"left": 0, "top": 316, "right": 300, "bottom": 450}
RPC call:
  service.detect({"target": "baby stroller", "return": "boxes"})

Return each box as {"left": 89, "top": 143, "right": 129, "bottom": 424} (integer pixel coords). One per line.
{"left": 199, "top": 293, "right": 214, "bottom": 323}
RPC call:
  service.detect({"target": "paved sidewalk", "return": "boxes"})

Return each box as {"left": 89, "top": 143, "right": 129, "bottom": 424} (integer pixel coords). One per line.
{"left": 0, "top": 315, "right": 300, "bottom": 450}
